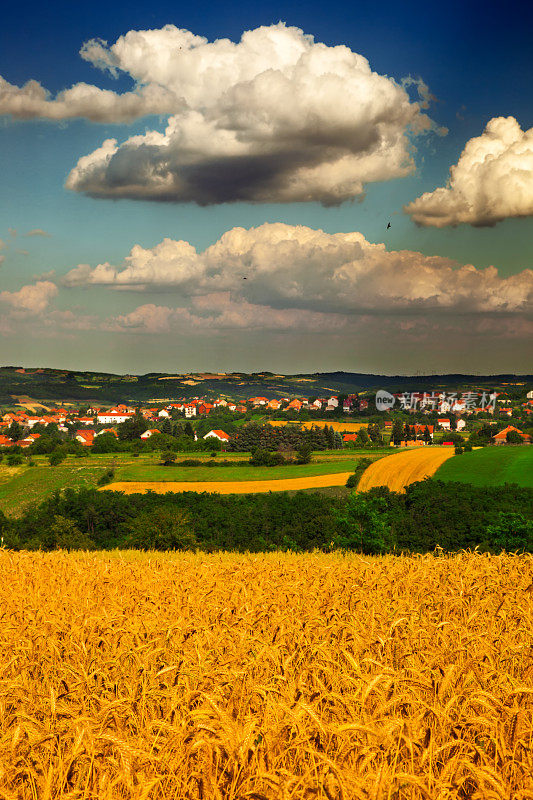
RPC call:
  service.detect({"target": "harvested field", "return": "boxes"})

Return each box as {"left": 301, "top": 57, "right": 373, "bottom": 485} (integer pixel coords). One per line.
{"left": 0, "top": 549, "right": 532, "bottom": 798}
{"left": 103, "top": 471, "right": 353, "bottom": 494}
{"left": 269, "top": 420, "right": 368, "bottom": 432}
{"left": 358, "top": 446, "right": 455, "bottom": 493}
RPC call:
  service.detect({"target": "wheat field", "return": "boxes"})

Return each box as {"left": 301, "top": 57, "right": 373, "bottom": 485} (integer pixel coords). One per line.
{"left": 0, "top": 549, "right": 532, "bottom": 798}
{"left": 268, "top": 421, "right": 368, "bottom": 433}
{"left": 102, "top": 472, "right": 353, "bottom": 495}
{"left": 358, "top": 447, "right": 455, "bottom": 493}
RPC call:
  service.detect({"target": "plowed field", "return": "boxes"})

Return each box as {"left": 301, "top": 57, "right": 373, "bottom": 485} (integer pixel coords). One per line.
{"left": 102, "top": 472, "right": 353, "bottom": 495}
{"left": 358, "top": 446, "right": 455, "bottom": 493}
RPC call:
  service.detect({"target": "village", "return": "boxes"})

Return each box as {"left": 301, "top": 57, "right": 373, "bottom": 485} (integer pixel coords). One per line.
{"left": 1, "top": 387, "right": 531, "bottom": 451}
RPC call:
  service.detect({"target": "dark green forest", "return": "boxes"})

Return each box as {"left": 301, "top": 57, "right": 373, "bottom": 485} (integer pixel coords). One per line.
{"left": 1, "top": 481, "right": 531, "bottom": 554}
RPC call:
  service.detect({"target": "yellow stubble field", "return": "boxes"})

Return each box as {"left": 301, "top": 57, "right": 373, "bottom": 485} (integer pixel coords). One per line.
{"left": 358, "top": 446, "right": 455, "bottom": 493}
{"left": 102, "top": 472, "right": 353, "bottom": 495}
{"left": 0, "top": 549, "right": 532, "bottom": 798}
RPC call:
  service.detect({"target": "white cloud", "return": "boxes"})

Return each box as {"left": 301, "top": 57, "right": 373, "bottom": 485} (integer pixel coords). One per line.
{"left": 1, "top": 24, "right": 441, "bottom": 205}
{"left": 108, "top": 294, "right": 351, "bottom": 334}
{"left": 0, "top": 280, "right": 58, "bottom": 313}
{"left": 63, "top": 222, "right": 533, "bottom": 316}
{"left": 405, "top": 117, "right": 533, "bottom": 227}
{"left": 25, "top": 228, "right": 51, "bottom": 237}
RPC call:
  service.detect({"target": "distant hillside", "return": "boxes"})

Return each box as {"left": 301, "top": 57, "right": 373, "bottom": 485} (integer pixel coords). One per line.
{"left": 0, "top": 366, "right": 531, "bottom": 406}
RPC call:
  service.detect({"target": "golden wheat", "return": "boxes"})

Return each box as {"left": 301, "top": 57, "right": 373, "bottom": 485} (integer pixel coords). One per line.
{"left": 357, "top": 447, "right": 455, "bottom": 493}
{"left": 102, "top": 473, "right": 353, "bottom": 495}
{"left": 0, "top": 550, "right": 532, "bottom": 799}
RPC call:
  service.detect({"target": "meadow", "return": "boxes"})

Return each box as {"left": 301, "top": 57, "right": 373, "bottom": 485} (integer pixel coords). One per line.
{"left": 0, "top": 549, "right": 531, "bottom": 798}
{"left": 0, "top": 450, "right": 383, "bottom": 516}
{"left": 435, "top": 445, "right": 533, "bottom": 488}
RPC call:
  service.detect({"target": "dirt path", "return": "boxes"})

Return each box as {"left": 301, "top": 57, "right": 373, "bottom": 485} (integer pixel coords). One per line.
{"left": 102, "top": 472, "right": 353, "bottom": 495}
{"left": 357, "top": 447, "right": 455, "bottom": 493}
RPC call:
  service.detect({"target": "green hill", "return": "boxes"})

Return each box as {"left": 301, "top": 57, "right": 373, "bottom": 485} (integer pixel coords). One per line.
{"left": 434, "top": 446, "right": 533, "bottom": 488}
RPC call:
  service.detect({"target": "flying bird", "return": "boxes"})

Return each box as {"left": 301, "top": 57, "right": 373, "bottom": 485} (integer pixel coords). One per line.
{"left": 387, "top": 222, "right": 391, "bottom": 229}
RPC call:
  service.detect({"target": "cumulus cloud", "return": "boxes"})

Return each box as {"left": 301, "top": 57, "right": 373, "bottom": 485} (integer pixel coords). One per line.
{"left": 25, "top": 228, "right": 51, "bottom": 237}
{"left": 0, "top": 280, "right": 58, "bottom": 313}
{"left": 107, "top": 295, "right": 351, "bottom": 335}
{"left": 405, "top": 117, "right": 533, "bottom": 227}
{"left": 63, "top": 222, "right": 533, "bottom": 316}
{"left": 1, "top": 23, "right": 442, "bottom": 205}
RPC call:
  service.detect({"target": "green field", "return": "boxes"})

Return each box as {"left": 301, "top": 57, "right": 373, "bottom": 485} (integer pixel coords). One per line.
{"left": 114, "top": 459, "right": 361, "bottom": 483}
{"left": 0, "top": 450, "right": 387, "bottom": 516}
{"left": 434, "top": 445, "right": 533, "bottom": 487}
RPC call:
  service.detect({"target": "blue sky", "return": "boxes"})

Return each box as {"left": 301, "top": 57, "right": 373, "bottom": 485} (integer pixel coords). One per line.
{"left": 0, "top": 0, "right": 532, "bottom": 374}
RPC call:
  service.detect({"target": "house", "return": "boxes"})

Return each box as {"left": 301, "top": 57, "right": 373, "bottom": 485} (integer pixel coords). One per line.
{"left": 77, "top": 416, "right": 95, "bottom": 425}
{"left": 343, "top": 433, "right": 357, "bottom": 443}
{"left": 249, "top": 397, "right": 269, "bottom": 406}
{"left": 492, "top": 426, "right": 531, "bottom": 445}
{"left": 0, "top": 435, "right": 13, "bottom": 447}
{"left": 527, "top": 390, "right": 533, "bottom": 400}
{"left": 456, "top": 419, "right": 466, "bottom": 431}
{"left": 235, "top": 405, "right": 247, "bottom": 414}
{"left": 140, "top": 429, "right": 161, "bottom": 439}
{"left": 197, "top": 403, "right": 214, "bottom": 415}
{"left": 158, "top": 409, "right": 171, "bottom": 418}
{"left": 384, "top": 421, "right": 393, "bottom": 430}
{"left": 183, "top": 404, "right": 197, "bottom": 418}
{"left": 412, "top": 424, "right": 434, "bottom": 439}
{"left": 267, "top": 399, "right": 281, "bottom": 410}
{"left": 287, "top": 399, "right": 303, "bottom": 411}
{"left": 328, "top": 396, "right": 339, "bottom": 408}
{"left": 499, "top": 408, "right": 513, "bottom": 417}
{"left": 76, "top": 430, "right": 95, "bottom": 446}
{"left": 95, "top": 428, "right": 118, "bottom": 438}
{"left": 97, "top": 411, "right": 134, "bottom": 424}
{"left": 203, "top": 429, "right": 230, "bottom": 442}
{"left": 438, "top": 418, "right": 451, "bottom": 430}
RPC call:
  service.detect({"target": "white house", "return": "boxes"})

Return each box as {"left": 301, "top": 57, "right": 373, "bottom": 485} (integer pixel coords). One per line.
{"left": 158, "top": 409, "right": 170, "bottom": 418}
{"left": 438, "top": 418, "right": 451, "bottom": 430}
{"left": 97, "top": 411, "right": 134, "bottom": 424}
{"left": 456, "top": 419, "right": 466, "bottom": 431}
{"left": 140, "top": 429, "right": 161, "bottom": 439}
{"left": 527, "top": 390, "right": 533, "bottom": 400}
{"left": 184, "top": 404, "right": 197, "bottom": 418}
{"left": 203, "top": 429, "right": 230, "bottom": 442}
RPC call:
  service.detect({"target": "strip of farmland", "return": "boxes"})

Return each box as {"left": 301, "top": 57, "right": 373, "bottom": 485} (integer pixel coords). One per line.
{"left": 357, "top": 447, "right": 455, "bottom": 493}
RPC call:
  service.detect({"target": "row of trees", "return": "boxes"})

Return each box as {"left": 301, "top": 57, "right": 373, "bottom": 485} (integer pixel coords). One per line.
{"left": 227, "top": 423, "right": 344, "bottom": 452}
{"left": 1, "top": 480, "right": 531, "bottom": 554}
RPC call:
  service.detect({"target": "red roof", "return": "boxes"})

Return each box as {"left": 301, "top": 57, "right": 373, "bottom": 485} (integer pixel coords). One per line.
{"left": 209, "top": 430, "right": 230, "bottom": 440}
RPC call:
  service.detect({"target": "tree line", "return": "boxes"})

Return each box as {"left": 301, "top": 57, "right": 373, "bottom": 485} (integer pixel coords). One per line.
{"left": 1, "top": 480, "right": 531, "bottom": 554}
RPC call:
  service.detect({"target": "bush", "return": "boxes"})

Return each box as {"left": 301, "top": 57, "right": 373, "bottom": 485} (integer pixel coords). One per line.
{"left": 48, "top": 450, "right": 66, "bottom": 467}
{"left": 249, "top": 448, "right": 286, "bottom": 467}
{"left": 455, "top": 446, "right": 464, "bottom": 455}
{"left": 7, "top": 453, "right": 23, "bottom": 466}
{"left": 126, "top": 507, "right": 197, "bottom": 551}
{"left": 160, "top": 450, "right": 177, "bottom": 466}
{"left": 97, "top": 468, "right": 115, "bottom": 486}
{"left": 345, "top": 457, "right": 372, "bottom": 489}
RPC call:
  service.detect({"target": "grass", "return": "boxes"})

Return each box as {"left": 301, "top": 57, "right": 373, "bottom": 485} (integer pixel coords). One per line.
{"left": 0, "top": 549, "right": 531, "bottom": 797}
{"left": 0, "top": 450, "right": 387, "bottom": 515}
{"left": 114, "top": 458, "right": 362, "bottom": 483}
{"left": 435, "top": 444, "right": 533, "bottom": 487}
